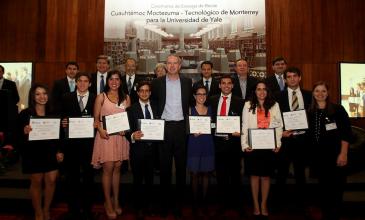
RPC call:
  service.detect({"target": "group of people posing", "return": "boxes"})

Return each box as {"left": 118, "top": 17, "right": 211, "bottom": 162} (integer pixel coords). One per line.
{"left": 5, "top": 54, "right": 352, "bottom": 220}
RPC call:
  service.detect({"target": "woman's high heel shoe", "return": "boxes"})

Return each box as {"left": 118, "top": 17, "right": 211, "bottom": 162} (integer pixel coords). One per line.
{"left": 104, "top": 203, "right": 117, "bottom": 219}
{"left": 115, "top": 206, "right": 122, "bottom": 215}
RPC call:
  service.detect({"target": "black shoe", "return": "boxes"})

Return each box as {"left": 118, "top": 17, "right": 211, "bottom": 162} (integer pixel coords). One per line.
{"left": 173, "top": 208, "right": 183, "bottom": 219}
{"left": 136, "top": 210, "right": 144, "bottom": 220}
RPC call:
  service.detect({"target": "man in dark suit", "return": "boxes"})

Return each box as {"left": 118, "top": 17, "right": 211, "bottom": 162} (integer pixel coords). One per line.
{"left": 51, "top": 61, "right": 79, "bottom": 113}
{"left": 60, "top": 72, "right": 96, "bottom": 220}
{"left": 89, "top": 55, "right": 110, "bottom": 95}
{"left": 265, "top": 56, "right": 287, "bottom": 101}
{"left": 151, "top": 54, "right": 192, "bottom": 218}
{"left": 121, "top": 58, "right": 142, "bottom": 104}
{"left": 276, "top": 67, "right": 312, "bottom": 210}
{"left": 193, "top": 61, "right": 220, "bottom": 98}
{"left": 127, "top": 81, "right": 158, "bottom": 219}
{"left": 210, "top": 75, "right": 245, "bottom": 215}
{"left": 232, "top": 58, "right": 258, "bottom": 101}
{"left": 0, "top": 64, "right": 19, "bottom": 106}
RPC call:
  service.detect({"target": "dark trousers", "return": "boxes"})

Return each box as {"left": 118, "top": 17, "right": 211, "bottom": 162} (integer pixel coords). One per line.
{"left": 63, "top": 140, "right": 95, "bottom": 214}
{"left": 159, "top": 121, "right": 187, "bottom": 209}
{"left": 215, "top": 138, "right": 242, "bottom": 208}
{"left": 130, "top": 142, "right": 155, "bottom": 210}
{"left": 276, "top": 137, "right": 307, "bottom": 206}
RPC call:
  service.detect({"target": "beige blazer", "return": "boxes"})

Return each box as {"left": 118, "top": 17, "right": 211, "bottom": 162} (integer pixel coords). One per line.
{"left": 241, "top": 101, "right": 283, "bottom": 150}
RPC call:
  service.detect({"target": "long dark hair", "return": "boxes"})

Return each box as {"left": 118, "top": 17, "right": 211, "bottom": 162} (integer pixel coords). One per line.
{"left": 308, "top": 81, "right": 335, "bottom": 115}
{"left": 104, "top": 70, "right": 126, "bottom": 105}
{"left": 248, "top": 81, "right": 276, "bottom": 117}
{"left": 28, "top": 83, "right": 51, "bottom": 115}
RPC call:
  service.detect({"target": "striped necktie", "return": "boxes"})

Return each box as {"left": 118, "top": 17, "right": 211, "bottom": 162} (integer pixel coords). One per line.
{"left": 292, "top": 91, "right": 299, "bottom": 111}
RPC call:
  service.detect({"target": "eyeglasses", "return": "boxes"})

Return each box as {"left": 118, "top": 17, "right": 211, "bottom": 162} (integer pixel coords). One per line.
{"left": 195, "top": 93, "right": 207, "bottom": 96}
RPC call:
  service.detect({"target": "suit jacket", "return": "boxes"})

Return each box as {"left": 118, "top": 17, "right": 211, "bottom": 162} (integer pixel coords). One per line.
{"left": 209, "top": 94, "right": 244, "bottom": 153}
{"left": 265, "top": 74, "right": 282, "bottom": 101}
{"left": 278, "top": 88, "right": 312, "bottom": 113}
{"left": 151, "top": 75, "right": 192, "bottom": 119}
{"left": 121, "top": 74, "right": 143, "bottom": 104}
{"left": 127, "top": 101, "right": 159, "bottom": 142}
{"left": 52, "top": 77, "right": 72, "bottom": 113}
{"left": 1, "top": 78, "right": 20, "bottom": 104}
{"left": 232, "top": 74, "right": 258, "bottom": 101}
{"left": 241, "top": 102, "right": 283, "bottom": 150}
{"left": 89, "top": 72, "right": 98, "bottom": 95}
{"left": 61, "top": 91, "right": 96, "bottom": 118}
{"left": 193, "top": 77, "right": 220, "bottom": 97}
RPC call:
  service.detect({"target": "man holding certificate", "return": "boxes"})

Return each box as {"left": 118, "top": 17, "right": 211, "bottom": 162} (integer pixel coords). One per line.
{"left": 209, "top": 75, "right": 244, "bottom": 215}
{"left": 127, "top": 81, "right": 159, "bottom": 218}
{"left": 241, "top": 81, "right": 283, "bottom": 218}
{"left": 276, "top": 67, "right": 312, "bottom": 210}
{"left": 60, "top": 72, "right": 96, "bottom": 220}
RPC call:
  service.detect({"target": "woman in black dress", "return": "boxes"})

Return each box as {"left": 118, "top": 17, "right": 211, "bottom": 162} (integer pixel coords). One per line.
{"left": 307, "top": 81, "right": 352, "bottom": 220}
{"left": 18, "top": 84, "right": 63, "bottom": 220}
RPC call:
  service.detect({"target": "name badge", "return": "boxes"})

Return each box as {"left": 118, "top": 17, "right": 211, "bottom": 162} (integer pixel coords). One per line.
{"left": 211, "top": 123, "right": 216, "bottom": 129}
{"left": 325, "top": 122, "right": 337, "bottom": 131}
{"left": 116, "top": 103, "right": 125, "bottom": 109}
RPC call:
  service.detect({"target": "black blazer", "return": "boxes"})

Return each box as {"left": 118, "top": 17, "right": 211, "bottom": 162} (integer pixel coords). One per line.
{"left": 193, "top": 77, "right": 220, "bottom": 97}
{"left": 89, "top": 72, "right": 98, "bottom": 95}
{"left": 209, "top": 94, "right": 244, "bottom": 152}
{"left": 278, "top": 88, "right": 312, "bottom": 113}
{"left": 52, "top": 77, "right": 72, "bottom": 113}
{"left": 151, "top": 75, "right": 192, "bottom": 119}
{"left": 265, "top": 74, "right": 282, "bottom": 101}
{"left": 2, "top": 79, "right": 20, "bottom": 104}
{"left": 231, "top": 74, "right": 258, "bottom": 101}
{"left": 61, "top": 91, "right": 96, "bottom": 118}
{"left": 127, "top": 101, "right": 159, "bottom": 141}
{"left": 121, "top": 74, "right": 143, "bottom": 104}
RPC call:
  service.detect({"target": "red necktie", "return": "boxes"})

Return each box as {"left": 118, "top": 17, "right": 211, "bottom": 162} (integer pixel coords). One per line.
{"left": 220, "top": 96, "right": 228, "bottom": 116}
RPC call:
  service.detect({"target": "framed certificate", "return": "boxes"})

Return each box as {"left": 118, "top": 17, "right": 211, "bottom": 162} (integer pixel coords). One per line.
{"left": 28, "top": 118, "right": 60, "bottom": 141}
{"left": 102, "top": 112, "right": 130, "bottom": 135}
{"left": 188, "top": 116, "right": 211, "bottom": 134}
{"left": 248, "top": 128, "right": 276, "bottom": 149}
{"left": 68, "top": 117, "right": 94, "bottom": 138}
{"left": 282, "top": 110, "right": 308, "bottom": 130}
{"left": 138, "top": 119, "right": 165, "bottom": 141}
{"left": 216, "top": 116, "right": 240, "bottom": 134}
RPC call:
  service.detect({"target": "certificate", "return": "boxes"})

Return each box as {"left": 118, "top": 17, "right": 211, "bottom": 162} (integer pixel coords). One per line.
{"left": 139, "top": 119, "right": 165, "bottom": 141}
{"left": 68, "top": 117, "right": 94, "bottom": 138}
{"left": 248, "top": 128, "right": 276, "bottom": 149}
{"left": 28, "top": 118, "right": 60, "bottom": 141}
{"left": 103, "top": 112, "right": 130, "bottom": 135}
{"left": 282, "top": 110, "right": 308, "bottom": 130}
{"left": 216, "top": 116, "right": 240, "bottom": 134}
{"left": 189, "top": 116, "right": 211, "bottom": 134}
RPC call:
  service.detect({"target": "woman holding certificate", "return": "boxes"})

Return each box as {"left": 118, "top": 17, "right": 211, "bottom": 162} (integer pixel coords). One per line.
{"left": 307, "top": 81, "right": 352, "bottom": 220}
{"left": 18, "top": 84, "right": 63, "bottom": 220}
{"left": 91, "top": 70, "right": 130, "bottom": 219}
{"left": 241, "top": 81, "right": 283, "bottom": 218}
{"left": 187, "top": 84, "right": 215, "bottom": 214}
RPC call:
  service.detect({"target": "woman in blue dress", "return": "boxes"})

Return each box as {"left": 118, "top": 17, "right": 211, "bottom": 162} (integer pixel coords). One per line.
{"left": 187, "top": 84, "right": 215, "bottom": 213}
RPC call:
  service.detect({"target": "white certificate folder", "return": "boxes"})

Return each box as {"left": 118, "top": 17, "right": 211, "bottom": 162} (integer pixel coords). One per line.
{"left": 188, "top": 116, "right": 211, "bottom": 134}
{"left": 67, "top": 117, "right": 94, "bottom": 138}
{"left": 282, "top": 110, "right": 308, "bottom": 130}
{"left": 102, "top": 112, "right": 130, "bottom": 135}
{"left": 248, "top": 128, "right": 276, "bottom": 149}
{"left": 28, "top": 117, "right": 60, "bottom": 141}
{"left": 138, "top": 119, "right": 165, "bottom": 141}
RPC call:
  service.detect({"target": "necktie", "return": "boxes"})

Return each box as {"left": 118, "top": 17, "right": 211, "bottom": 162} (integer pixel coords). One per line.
{"left": 69, "top": 80, "right": 75, "bottom": 92}
{"left": 205, "top": 80, "right": 209, "bottom": 93}
{"left": 278, "top": 75, "right": 284, "bottom": 91}
{"left": 78, "top": 95, "right": 84, "bottom": 111}
{"left": 145, "top": 104, "right": 151, "bottom": 119}
{"left": 100, "top": 75, "right": 105, "bottom": 94}
{"left": 292, "top": 91, "right": 299, "bottom": 111}
{"left": 220, "top": 96, "right": 228, "bottom": 116}
{"left": 127, "top": 76, "right": 132, "bottom": 94}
